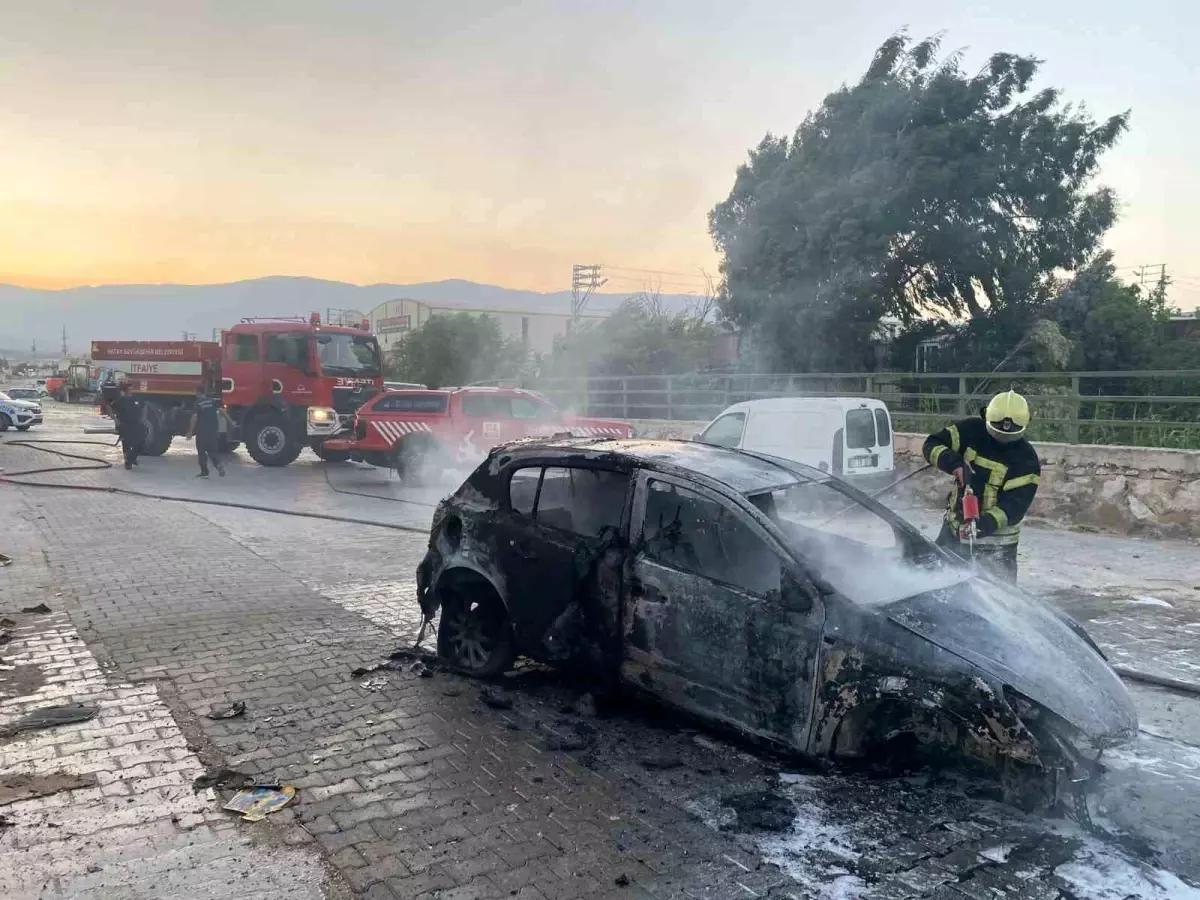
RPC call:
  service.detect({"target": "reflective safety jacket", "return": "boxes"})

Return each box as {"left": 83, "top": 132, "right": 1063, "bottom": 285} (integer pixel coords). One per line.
{"left": 922, "top": 414, "right": 1041, "bottom": 546}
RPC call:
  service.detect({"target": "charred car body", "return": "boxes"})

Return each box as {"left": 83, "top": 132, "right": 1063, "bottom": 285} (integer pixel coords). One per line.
{"left": 416, "top": 438, "right": 1136, "bottom": 810}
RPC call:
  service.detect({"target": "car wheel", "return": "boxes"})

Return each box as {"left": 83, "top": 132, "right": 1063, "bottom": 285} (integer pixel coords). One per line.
{"left": 437, "top": 582, "right": 515, "bottom": 677}
{"left": 16, "top": 424, "right": 31, "bottom": 432}
{"left": 0, "top": 414, "right": 10, "bottom": 432}
{"left": 394, "top": 435, "right": 443, "bottom": 485}
{"left": 246, "top": 413, "right": 302, "bottom": 467}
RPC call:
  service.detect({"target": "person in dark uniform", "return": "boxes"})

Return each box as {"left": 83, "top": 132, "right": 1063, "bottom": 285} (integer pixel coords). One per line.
{"left": 185, "top": 385, "right": 230, "bottom": 478}
{"left": 110, "top": 381, "right": 145, "bottom": 471}
{"left": 922, "top": 390, "right": 1041, "bottom": 582}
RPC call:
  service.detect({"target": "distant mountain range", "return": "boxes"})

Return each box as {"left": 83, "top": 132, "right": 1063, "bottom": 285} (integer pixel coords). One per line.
{"left": 0, "top": 277, "right": 702, "bottom": 359}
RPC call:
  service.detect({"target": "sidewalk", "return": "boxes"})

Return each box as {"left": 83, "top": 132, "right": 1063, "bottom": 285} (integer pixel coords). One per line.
{"left": 0, "top": 490, "right": 342, "bottom": 900}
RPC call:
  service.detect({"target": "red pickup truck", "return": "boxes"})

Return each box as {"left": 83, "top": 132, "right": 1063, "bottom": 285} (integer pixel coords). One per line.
{"left": 322, "top": 386, "right": 634, "bottom": 479}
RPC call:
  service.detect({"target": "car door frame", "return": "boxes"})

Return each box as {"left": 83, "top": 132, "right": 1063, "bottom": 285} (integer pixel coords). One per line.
{"left": 621, "top": 468, "right": 827, "bottom": 750}
{"left": 492, "top": 457, "right": 635, "bottom": 665}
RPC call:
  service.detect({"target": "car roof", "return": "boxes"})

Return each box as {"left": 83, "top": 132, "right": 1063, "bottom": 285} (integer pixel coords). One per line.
{"left": 719, "top": 396, "right": 886, "bottom": 415}
{"left": 495, "top": 437, "right": 822, "bottom": 494}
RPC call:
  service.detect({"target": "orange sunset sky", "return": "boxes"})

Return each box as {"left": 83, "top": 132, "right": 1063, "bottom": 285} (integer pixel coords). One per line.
{"left": 1, "top": 0, "right": 1197, "bottom": 307}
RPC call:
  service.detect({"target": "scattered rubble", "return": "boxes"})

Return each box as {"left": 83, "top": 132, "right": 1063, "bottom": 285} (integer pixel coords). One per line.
{"left": 192, "top": 768, "right": 254, "bottom": 792}
{"left": 0, "top": 703, "right": 97, "bottom": 736}
{"left": 721, "top": 791, "right": 796, "bottom": 833}
{"left": 479, "top": 686, "right": 513, "bottom": 710}
{"left": 223, "top": 785, "right": 296, "bottom": 821}
{"left": 205, "top": 700, "right": 246, "bottom": 720}
{"left": 0, "top": 772, "right": 98, "bottom": 806}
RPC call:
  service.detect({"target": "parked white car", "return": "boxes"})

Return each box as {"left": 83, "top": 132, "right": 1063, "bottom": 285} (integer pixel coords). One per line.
{"left": 695, "top": 397, "right": 894, "bottom": 490}
{"left": 0, "top": 390, "right": 45, "bottom": 432}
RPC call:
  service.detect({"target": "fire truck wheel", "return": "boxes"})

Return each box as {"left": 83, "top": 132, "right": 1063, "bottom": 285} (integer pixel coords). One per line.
{"left": 437, "top": 579, "right": 515, "bottom": 677}
{"left": 141, "top": 405, "right": 173, "bottom": 456}
{"left": 394, "top": 435, "right": 443, "bottom": 485}
{"left": 246, "top": 413, "right": 303, "bottom": 467}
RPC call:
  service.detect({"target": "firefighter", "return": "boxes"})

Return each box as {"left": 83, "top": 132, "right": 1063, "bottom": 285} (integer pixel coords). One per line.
{"left": 184, "top": 385, "right": 230, "bottom": 478}
{"left": 922, "top": 391, "right": 1041, "bottom": 582}
{"left": 110, "top": 381, "right": 145, "bottom": 471}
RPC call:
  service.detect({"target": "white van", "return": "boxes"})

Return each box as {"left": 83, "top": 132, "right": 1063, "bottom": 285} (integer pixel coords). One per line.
{"left": 695, "top": 397, "right": 895, "bottom": 489}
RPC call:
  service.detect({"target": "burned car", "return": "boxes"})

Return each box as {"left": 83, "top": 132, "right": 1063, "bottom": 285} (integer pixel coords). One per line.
{"left": 416, "top": 438, "right": 1136, "bottom": 809}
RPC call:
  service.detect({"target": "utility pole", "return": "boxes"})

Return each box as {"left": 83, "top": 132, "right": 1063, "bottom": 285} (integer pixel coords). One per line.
{"left": 61, "top": 325, "right": 68, "bottom": 357}
{"left": 571, "top": 264, "right": 606, "bottom": 319}
{"left": 31, "top": 337, "right": 36, "bottom": 361}
{"left": 1134, "top": 263, "right": 1167, "bottom": 286}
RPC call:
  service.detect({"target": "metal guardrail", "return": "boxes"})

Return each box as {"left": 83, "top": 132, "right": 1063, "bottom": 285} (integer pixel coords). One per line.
{"left": 533, "top": 371, "right": 1200, "bottom": 449}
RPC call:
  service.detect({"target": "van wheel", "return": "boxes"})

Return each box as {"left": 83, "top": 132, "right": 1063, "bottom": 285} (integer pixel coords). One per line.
{"left": 437, "top": 580, "right": 515, "bottom": 677}
{"left": 246, "top": 413, "right": 302, "bottom": 467}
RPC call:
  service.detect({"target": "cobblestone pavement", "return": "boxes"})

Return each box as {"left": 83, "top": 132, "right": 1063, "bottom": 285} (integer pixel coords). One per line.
{"left": 4, "top": 418, "right": 1200, "bottom": 899}
{"left": 0, "top": 489, "right": 344, "bottom": 900}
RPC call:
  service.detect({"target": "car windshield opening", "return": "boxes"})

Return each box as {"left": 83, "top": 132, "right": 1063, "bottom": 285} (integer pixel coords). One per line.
{"left": 316, "top": 333, "right": 381, "bottom": 376}
{"left": 748, "top": 481, "right": 967, "bottom": 605}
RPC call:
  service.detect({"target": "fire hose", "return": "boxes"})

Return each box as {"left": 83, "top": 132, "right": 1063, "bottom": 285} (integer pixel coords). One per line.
{"left": 0, "top": 438, "right": 431, "bottom": 534}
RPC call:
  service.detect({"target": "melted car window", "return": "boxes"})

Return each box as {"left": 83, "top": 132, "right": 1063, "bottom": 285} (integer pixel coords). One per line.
{"left": 643, "top": 480, "right": 780, "bottom": 597}
{"left": 509, "top": 467, "right": 541, "bottom": 516}
{"left": 537, "top": 467, "right": 628, "bottom": 537}
{"left": 756, "top": 481, "right": 965, "bottom": 605}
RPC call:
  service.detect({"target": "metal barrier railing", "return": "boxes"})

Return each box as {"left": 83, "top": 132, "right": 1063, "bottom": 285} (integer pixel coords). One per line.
{"left": 533, "top": 371, "right": 1200, "bottom": 449}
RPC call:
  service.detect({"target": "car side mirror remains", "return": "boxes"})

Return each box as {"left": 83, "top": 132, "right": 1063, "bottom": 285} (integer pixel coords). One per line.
{"left": 780, "top": 575, "right": 814, "bottom": 614}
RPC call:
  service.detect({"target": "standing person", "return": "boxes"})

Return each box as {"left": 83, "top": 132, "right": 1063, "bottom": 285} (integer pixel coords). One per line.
{"left": 185, "top": 386, "right": 229, "bottom": 478}
{"left": 110, "top": 381, "right": 145, "bottom": 471}
{"left": 922, "top": 391, "right": 1041, "bottom": 582}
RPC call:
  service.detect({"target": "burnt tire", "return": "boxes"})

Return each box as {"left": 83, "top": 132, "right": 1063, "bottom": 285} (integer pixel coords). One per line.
{"left": 141, "top": 405, "right": 173, "bottom": 456}
{"left": 246, "top": 413, "right": 302, "bottom": 467}
{"left": 437, "top": 582, "right": 515, "bottom": 677}
{"left": 394, "top": 434, "right": 443, "bottom": 485}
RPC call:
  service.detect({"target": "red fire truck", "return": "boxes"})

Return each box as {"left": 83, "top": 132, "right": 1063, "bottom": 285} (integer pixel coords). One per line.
{"left": 91, "top": 314, "right": 383, "bottom": 466}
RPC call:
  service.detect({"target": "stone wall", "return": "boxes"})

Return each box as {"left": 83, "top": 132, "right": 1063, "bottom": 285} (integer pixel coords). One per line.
{"left": 631, "top": 419, "right": 1200, "bottom": 539}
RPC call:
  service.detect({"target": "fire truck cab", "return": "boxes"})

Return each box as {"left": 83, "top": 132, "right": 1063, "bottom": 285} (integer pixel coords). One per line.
{"left": 220, "top": 315, "right": 383, "bottom": 465}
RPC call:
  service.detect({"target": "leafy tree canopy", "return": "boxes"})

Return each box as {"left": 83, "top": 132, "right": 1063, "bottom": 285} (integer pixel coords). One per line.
{"left": 710, "top": 31, "right": 1129, "bottom": 372}
{"left": 386, "top": 312, "right": 526, "bottom": 388}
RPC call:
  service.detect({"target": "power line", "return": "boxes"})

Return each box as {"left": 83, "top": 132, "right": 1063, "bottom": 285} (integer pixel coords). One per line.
{"left": 602, "top": 264, "right": 711, "bottom": 284}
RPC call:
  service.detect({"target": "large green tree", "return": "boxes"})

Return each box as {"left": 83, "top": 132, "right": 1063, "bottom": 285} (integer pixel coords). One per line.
{"left": 710, "top": 32, "right": 1129, "bottom": 371}
{"left": 387, "top": 312, "right": 526, "bottom": 388}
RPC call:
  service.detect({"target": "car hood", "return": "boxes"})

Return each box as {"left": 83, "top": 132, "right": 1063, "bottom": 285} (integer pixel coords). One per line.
{"left": 885, "top": 578, "right": 1136, "bottom": 744}
{"left": 2, "top": 397, "right": 40, "bottom": 409}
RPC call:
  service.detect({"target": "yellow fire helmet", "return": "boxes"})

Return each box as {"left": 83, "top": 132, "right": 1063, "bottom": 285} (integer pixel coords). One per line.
{"left": 985, "top": 390, "right": 1030, "bottom": 443}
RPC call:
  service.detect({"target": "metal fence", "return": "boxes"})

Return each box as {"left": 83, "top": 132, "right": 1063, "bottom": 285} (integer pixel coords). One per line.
{"left": 533, "top": 371, "right": 1200, "bottom": 449}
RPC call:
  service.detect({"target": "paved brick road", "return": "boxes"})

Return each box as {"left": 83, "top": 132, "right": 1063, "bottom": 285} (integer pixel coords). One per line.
{"left": 4, "top": 429, "right": 1200, "bottom": 899}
